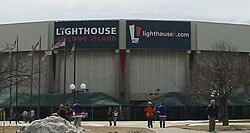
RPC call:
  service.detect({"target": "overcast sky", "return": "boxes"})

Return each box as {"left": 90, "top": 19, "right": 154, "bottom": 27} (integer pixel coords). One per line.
{"left": 1, "top": 0, "right": 250, "bottom": 25}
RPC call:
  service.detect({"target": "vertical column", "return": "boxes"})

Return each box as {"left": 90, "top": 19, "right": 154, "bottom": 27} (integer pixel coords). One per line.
{"left": 185, "top": 50, "right": 191, "bottom": 92}
{"left": 54, "top": 50, "right": 61, "bottom": 92}
{"left": 114, "top": 50, "right": 120, "bottom": 99}
{"left": 118, "top": 19, "right": 129, "bottom": 103}
{"left": 118, "top": 19, "right": 130, "bottom": 120}
{"left": 119, "top": 50, "right": 129, "bottom": 103}
{"left": 124, "top": 49, "right": 130, "bottom": 103}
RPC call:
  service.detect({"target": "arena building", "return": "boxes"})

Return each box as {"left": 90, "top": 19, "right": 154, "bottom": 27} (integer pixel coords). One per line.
{"left": 1, "top": 20, "right": 250, "bottom": 119}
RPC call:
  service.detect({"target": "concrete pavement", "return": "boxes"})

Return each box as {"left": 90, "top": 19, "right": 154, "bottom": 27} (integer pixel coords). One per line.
{"left": 81, "top": 120, "right": 250, "bottom": 133}
{"left": 153, "top": 128, "right": 206, "bottom": 133}
{"left": 4, "top": 120, "right": 250, "bottom": 133}
{"left": 81, "top": 121, "right": 208, "bottom": 133}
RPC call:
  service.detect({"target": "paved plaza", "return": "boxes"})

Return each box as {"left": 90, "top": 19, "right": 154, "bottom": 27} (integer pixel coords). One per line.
{"left": 4, "top": 120, "right": 250, "bottom": 133}
{"left": 81, "top": 120, "right": 250, "bottom": 133}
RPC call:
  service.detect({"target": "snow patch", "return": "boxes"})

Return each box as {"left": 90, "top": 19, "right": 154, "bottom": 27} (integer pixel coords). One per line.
{"left": 18, "top": 116, "right": 87, "bottom": 133}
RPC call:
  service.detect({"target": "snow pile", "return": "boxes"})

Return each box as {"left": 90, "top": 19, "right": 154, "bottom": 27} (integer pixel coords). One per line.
{"left": 18, "top": 116, "right": 86, "bottom": 133}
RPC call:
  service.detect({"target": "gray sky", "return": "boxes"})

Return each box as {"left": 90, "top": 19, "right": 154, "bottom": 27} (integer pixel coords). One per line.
{"left": 1, "top": 0, "right": 250, "bottom": 24}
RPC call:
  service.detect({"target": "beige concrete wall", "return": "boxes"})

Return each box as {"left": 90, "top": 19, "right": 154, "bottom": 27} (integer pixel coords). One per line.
{"left": 0, "top": 21, "right": 53, "bottom": 52}
{"left": 196, "top": 22, "right": 250, "bottom": 52}
{"left": 0, "top": 21, "right": 54, "bottom": 95}
{"left": 57, "top": 50, "right": 119, "bottom": 96}
{"left": 128, "top": 50, "right": 186, "bottom": 101}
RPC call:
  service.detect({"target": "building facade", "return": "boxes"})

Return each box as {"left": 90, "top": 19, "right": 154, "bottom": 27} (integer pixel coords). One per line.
{"left": 1, "top": 20, "right": 250, "bottom": 104}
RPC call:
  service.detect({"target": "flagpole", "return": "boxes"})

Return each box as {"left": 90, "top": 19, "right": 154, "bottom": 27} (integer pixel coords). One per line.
{"left": 73, "top": 43, "right": 76, "bottom": 102}
{"left": 50, "top": 43, "right": 54, "bottom": 93}
{"left": 15, "top": 35, "right": 19, "bottom": 107}
{"left": 63, "top": 38, "right": 67, "bottom": 104}
{"left": 9, "top": 44, "right": 13, "bottom": 124}
{"left": 30, "top": 45, "right": 34, "bottom": 112}
{"left": 38, "top": 36, "right": 42, "bottom": 119}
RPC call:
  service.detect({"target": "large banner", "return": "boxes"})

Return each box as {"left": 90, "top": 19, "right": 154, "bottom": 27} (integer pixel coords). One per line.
{"left": 54, "top": 21, "right": 119, "bottom": 49}
{"left": 127, "top": 21, "right": 191, "bottom": 50}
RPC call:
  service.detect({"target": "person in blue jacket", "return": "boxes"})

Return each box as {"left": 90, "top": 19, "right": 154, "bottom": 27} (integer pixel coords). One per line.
{"left": 73, "top": 100, "right": 83, "bottom": 127}
{"left": 157, "top": 102, "right": 167, "bottom": 128}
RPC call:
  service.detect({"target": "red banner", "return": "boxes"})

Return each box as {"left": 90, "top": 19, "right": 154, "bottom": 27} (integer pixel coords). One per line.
{"left": 120, "top": 50, "right": 126, "bottom": 81}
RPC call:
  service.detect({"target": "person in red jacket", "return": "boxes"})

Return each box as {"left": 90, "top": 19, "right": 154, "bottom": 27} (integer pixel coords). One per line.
{"left": 57, "top": 104, "right": 68, "bottom": 119}
{"left": 145, "top": 102, "right": 155, "bottom": 128}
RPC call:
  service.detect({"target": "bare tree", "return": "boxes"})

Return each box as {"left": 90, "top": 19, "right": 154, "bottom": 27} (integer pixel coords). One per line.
{"left": 189, "top": 41, "right": 250, "bottom": 126}
{"left": 0, "top": 52, "right": 40, "bottom": 92}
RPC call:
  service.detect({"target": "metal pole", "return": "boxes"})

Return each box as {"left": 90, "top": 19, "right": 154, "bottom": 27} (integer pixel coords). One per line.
{"left": 38, "top": 36, "right": 42, "bottom": 119}
{"left": 15, "top": 35, "right": 19, "bottom": 107}
{"left": 73, "top": 43, "right": 76, "bottom": 102}
{"left": 49, "top": 43, "right": 54, "bottom": 93}
{"left": 30, "top": 45, "right": 34, "bottom": 111}
{"left": 63, "top": 40, "right": 67, "bottom": 104}
{"left": 9, "top": 45, "right": 13, "bottom": 124}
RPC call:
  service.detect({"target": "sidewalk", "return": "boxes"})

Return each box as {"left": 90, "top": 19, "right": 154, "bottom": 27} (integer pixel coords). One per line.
{"left": 86, "top": 121, "right": 207, "bottom": 133}
{"left": 3, "top": 120, "right": 250, "bottom": 133}
{"left": 153, "top": 128, "right": 206, "bottom": 133}
{"left": 81, "top": 120, "right": 250, "bottom": 133}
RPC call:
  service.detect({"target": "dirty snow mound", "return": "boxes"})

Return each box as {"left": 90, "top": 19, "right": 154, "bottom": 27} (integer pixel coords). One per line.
{"left": 19, "top": 116, "right": 85, "bottom": 133}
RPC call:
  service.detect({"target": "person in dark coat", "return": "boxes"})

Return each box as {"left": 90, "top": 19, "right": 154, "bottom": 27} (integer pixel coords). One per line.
{"left": 57, "top": 104, "right": 68, "bottom": 119}
{"left": 65, "top": 104, "right": 72, "bottom": 121}
{"left": 207, "top": 100, "right": 218, "bottom": 132}
{"left": 113, "top": 109, "right": 119, "bottom": 126}
{"left": 14, "top": 111, "right": 19, "bottom": 125}
{"left": 107, "top": 107, "right": 113, "bottom": 126}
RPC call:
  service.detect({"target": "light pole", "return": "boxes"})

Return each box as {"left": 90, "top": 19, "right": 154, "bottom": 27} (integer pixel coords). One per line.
{"left": 70, "top": 83, "right": 87, "bottom": 103}
{"left": 79, "top": 83, "right": 87, "bottom": 100}
{"left": 80, "top": 83, "right": 87, "bottom": 90}
{"left": 70, "top": 84, "right": 76, "bottom": 103}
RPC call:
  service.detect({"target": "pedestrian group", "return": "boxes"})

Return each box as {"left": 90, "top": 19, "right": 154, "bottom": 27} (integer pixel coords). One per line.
{"left": 57, "top": 100, "right": 85, "bottom": 127}
{"left": 11, "top": 99, "right": 218, "bottom": 131}
{"left": 145, "top": 102, "right": 167, "bottom": 128}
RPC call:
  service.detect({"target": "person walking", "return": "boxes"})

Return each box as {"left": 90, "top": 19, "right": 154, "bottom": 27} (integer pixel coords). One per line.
{"left": 73, "top": 100, "right": 83, "bottom": 127}
{"left": 14, "top": 111, "right": 19, "bottom": 125}
{"left": 145, "top": 102, "right": 155, "bottom": 128}
{"left": 57, "top": 104, "right": 68, "bottom": 119}
{"left": 65, "top": 103, "right": 72, "bottom": 121}
{"left": 30, "top": 109, "right": 35, "bottom": 122}
{"left": 22, "top": 110, "right": 28, "bottom": 123}
{"left": 107, "top": 107, "right": 113, "bottom": 126}
{"left": 207, "top": 100, "right": 218, "bottom": 132}
{"left": 113, "top": 109, "right": 119, "bottom": 126}
{"left": 28, "top": 109, "right": 35, "bottom": 123}
{"left": 157, "top": 102, "right": 167, "bottom": 128}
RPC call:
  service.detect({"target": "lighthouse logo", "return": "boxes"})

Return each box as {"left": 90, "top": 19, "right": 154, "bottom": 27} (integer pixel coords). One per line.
{"left": 129, "top": 25, "right": 142, "bottom": 44}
